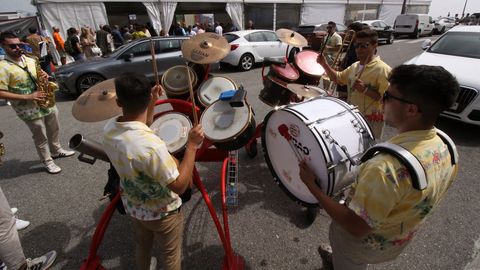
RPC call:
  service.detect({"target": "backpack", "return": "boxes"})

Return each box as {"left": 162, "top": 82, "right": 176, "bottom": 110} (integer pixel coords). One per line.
{"left": 64, "top": 36, "right": 76, "bottom": 55}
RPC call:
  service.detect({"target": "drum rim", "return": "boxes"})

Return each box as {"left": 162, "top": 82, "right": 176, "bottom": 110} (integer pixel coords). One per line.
{"left": 200, "top": 100, "right": 253, "bottom": 143}
{"left": 197, "top": 76, "right": 237, "bottom": 108}
{"left": 161, "top": 65, "right": 197, "bottom": 94}
{"left": 261, "top": 109, "right": 327, "bottom": 207}
{"left": 271, "top": 63, "right": 300, "bottom": 81}
{"left": 294, "top": 49, "right": 325, "bottom": 77}
{"left": 152, "top": 111, "right": 192, "bottom": 155}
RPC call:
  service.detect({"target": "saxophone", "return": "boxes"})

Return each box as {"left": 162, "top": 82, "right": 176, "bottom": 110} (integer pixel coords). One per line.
{"left": 33, "top": 57, "right": 57, "bottom": 109}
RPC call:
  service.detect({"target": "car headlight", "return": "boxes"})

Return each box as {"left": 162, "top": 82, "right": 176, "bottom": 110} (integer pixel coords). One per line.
{"left": 54, "top": 72, "right": 74, "bottom": 79}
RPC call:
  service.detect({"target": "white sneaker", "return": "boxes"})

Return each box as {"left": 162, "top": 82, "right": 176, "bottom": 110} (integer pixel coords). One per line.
{"left": 16, "top": 218, "right": 30, "bottom": 231}
{"left": 26, "top": 250, "right": 57, "bottom": 270}
{"left": 44, "top": 161, "right": 61, "bottom": 174}
{"left": 149, "top": 257, "right": 157, "bottom": 270}
{"left": 51, "top": 149, "right": 75, "bottom": 159}
{"left": 11, "top": 207, "right": 18, "bottom": 215}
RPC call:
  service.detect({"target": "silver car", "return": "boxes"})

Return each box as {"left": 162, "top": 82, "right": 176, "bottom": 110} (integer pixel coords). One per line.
{"left": 55, "top": 36, "right": 191, "bottom": 94}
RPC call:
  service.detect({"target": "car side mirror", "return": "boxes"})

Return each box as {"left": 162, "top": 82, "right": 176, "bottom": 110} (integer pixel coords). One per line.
{"left": 421, "top": 39, "right": 432, "bottom": 50}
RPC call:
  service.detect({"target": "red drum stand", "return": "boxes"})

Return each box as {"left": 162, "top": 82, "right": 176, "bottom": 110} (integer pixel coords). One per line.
{"left": 80, "top": 99, "right": 245, "bottom": 270}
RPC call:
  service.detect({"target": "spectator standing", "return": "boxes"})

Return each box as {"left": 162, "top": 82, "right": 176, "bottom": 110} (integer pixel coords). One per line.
{"left": 246, "top": 20, "right": 254, "bottom": 30}
{"left": 96, "top": 25, "right": 112, "bottom": 55}
{"left": 80, "top": 27, "right": 98, "bottom": 58}
{"left": 51, "top": 27, "right": 66, "bottom": 65}
{"left": 214, "top": 22, "right": 223, "bottom": 36}
{"left": 132, "top": 25, "right": 147, "bottom": 40}
{"left": 112, "top": 25, "right": 124, "bottom": 48}
{"left": 66, "top": 28, "right": 84, "bottom": 61}
{"left": 25, "top": 27, "right": 53, "bottom": 75}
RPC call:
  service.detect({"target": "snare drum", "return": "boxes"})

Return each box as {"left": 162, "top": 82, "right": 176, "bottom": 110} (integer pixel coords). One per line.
{"left": 162, "top": 66, "right": 198, "bottom": 100}
{"left": 262, "top": 97, "right": 374, "bottom": 206}
{"left": 294, "top": 50, "right": 325, "bottom": 85}
{"left": 197, "top": 76, "right": 237, "bottom": 108}
{"left": 151, "top": 112, "right": 192, "bottom": 157}
{"left": 201, "top": 100, "right": 256, "bottom": 151}
{"left": 259, "top": 75, "right": 294, "bottom": 107}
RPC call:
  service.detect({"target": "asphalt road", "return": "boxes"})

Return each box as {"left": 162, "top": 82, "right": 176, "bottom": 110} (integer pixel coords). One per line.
{"left": 1, "top": 35, "right": 480, "bottom": 270}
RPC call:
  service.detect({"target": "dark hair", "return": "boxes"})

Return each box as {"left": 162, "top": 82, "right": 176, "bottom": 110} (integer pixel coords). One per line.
{"left": 28, "top": 27, "right": 37, "bottom": 34}
{"left": 389, "top": 65, "right": 460, "bottom": 121}
{"left": 355, "top": 29, "right": 378, "bottom": 44}
{"left": 327, "top": 21, "right": 336, "bottom": 28}
{"left": 348, "top": 22, "right": 366, "bottom": 32}
{"left": 114, "top": 73, "right": 151, "bottom": 114}
{"left": 0, "top": 31, "right": 18, "bottom": 44}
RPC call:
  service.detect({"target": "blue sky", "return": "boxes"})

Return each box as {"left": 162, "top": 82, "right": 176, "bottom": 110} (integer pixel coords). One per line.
{"left": 0, "top": 0, "right": 479, "bottom": 19}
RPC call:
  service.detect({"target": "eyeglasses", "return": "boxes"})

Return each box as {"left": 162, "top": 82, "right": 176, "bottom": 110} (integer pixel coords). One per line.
{"left": 382, "top": 91, "right": 415, "bottom": 104}
{"left": 7, "top": 44, "right": 22, "bottom": 49}
{"left": 353, "top": 42, "right": 370, "bottom": 49}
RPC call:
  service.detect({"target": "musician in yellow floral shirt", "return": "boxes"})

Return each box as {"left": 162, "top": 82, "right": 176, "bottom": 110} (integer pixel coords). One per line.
{"left": 299, "top": 65, "right": 460, "bottom": 270}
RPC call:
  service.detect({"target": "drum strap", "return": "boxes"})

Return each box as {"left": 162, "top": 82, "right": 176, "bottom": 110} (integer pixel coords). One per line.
{"left": 359, "top": 129, "right": 457, "bottom": 191}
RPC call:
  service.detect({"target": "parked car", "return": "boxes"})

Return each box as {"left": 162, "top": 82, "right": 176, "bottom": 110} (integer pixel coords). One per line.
{"left": 404, "top": 26, "right": 480, "bottom": 126}
{"left": 221, "top": 30, "right": 295, "bottom": 71}
{"left": 296, "top": 22, "right": 347, "bottom": 50}
{"left": 54, "top": 36, "right": 201, "bottom": 95}
{"left": 433, "top": 17, "right": 456, "bottom": 34}
{"left": 360, "top": 20, "right": 395, "bottom": 44}
{"left": 394, "top": 14, "right": 435, "bottom": 38}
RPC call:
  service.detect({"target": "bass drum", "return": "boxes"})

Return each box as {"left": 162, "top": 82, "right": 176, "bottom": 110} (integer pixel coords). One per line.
{"left": 151, "top": 112, "right": 192, "bottom": 158}
{"left": 201, "top": 99, "right": 256, "bottom": 151}
{"left": 262, "top": 97, "right": 374, "bottom": 207}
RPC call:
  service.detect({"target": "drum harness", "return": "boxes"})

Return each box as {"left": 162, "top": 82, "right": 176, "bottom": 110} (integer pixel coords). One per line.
{"left": 359, "top": 129, "right": 458, "bottom": 191}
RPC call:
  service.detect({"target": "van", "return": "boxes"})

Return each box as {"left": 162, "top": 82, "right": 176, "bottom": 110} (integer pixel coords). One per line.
{"left": 394, "top": 14, "right": 434, "bottom": 38}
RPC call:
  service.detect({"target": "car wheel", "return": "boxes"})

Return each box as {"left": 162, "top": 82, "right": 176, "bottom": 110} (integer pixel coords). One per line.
{"left": 239, "top": 54, "right": 254, "bottom": 71}
{"left": 76, "top": 73, "right": 105, "bottom": 95}
{"left": 387, "top": 33, "right": 394, "bottom": 44}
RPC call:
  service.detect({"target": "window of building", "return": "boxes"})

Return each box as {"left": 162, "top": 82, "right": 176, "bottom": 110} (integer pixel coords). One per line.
{"left": 276, "top": 4, "right": 301, "bottom": 30}
{"left": 245, "top": 3, "right": 274, "bottom": 30}
{"left": 345, "top": 4, "right": 380, "bottom": 25}
{"left": 407, "top": 5, "right": 429, "bottom": 15}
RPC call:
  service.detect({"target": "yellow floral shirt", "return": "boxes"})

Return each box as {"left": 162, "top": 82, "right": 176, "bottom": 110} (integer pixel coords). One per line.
{"left": 348, "top": 129, "right": 458, "bottom": 250}
{"left": 103, "top": 118, "right": 181, "bottom": 221}
{"left": 335, "top": 56, "right": 391, "bottom": 118}
{"left": 0, "top": 56, "right": 55, "bottom": 121}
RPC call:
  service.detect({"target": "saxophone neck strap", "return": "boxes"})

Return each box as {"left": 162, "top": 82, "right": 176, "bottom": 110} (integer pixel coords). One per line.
{"left": 4, "top": 57, "right": 38, "bottom": 89}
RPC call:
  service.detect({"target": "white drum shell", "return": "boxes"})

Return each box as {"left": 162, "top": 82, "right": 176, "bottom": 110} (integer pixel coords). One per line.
{"left": 263, "top": 97, "right": 374, "bottom": 205}
{"left": 197, "top": 76, "right": 237, "bottom": 107}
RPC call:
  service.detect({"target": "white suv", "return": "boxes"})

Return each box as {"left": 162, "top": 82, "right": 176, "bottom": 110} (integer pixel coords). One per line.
{"left": 405, "top": 26, "right": 480, "bottom": 125}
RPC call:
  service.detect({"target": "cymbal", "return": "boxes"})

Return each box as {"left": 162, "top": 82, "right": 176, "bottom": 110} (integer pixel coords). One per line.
{"left": 275, "top": 28, "right": 308, "bottom": 48}
{"left": 287, "top": 84, "right": 326, "bottom": 98}
{"left": 72, "top": 78, "right": 122, "bottom": 122}
{"left": 181, "top": 33, "right": 230, "bottom": 64}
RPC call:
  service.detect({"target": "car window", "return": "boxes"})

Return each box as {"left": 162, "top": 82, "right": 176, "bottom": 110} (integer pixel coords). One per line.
{"left": 159, "top": 39, "right": 181, "bottom": 53}
{"left": 263, "top": 31, "right": 278, "bottom": 42}
{"left": 245, "top": 32, "right": 266, "bottom": 42}
{"left": 379, "top": 21, "right": 388, "bottom": 28}
{"left": 428, "top": 32, "right": 480, "bottom": 59}
{"left": 122, "top": 41, "right": 153, "bottom": 57}
{"left": 336, "top": 24, "right": 346, "bottom": 32}
{"left": 372, "top": 22, "right": 381, "bottom": 28}
{"left": 224, "top": 34, "right": 240, "bottom": 43}
{"left": 316, "top": 24, "right": 328, "bottom": 31}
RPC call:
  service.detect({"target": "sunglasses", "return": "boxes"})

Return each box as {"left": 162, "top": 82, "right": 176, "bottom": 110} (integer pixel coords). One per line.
{"left": 353, "top": 42, "right": 370, "bottom": 49}
{"left": 383, "top": 91, "right": 420, "bottom": 106}
{"left": 7, "top": 44, "right": 22, "bottom": 49}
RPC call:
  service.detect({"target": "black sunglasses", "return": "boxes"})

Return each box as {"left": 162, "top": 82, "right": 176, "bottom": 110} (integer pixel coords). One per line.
{"left": 353, "top": 42, "right": 370, "bottom": 49}
{"left": 7, "top": 44, "right": 22, "bottom": 49}
{"left": 383, "top": 91, "right": 419, "bottom": 105}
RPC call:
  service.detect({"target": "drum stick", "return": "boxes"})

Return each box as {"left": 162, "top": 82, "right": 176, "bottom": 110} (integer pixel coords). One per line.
{"left": 278, "top": 124, "right": 303, "bottom": 162}
{"left": 186, "top": 63, "right": 199, "bottom": 125}
{"left": 149, "top": 39, "right": 160, "bottom": 87}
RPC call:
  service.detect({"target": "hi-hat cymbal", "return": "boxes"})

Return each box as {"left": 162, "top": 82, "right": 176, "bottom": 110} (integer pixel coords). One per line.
{"left": 181, "top": 33, "right": 230, "bottom": 64}
{"left": 72, "top": 78, "right": 122, "bottom": 122}
{"left": 276, "top": 28, "right": 308, "bottom": 48}
{"left": 287, "top": 83, "right": 326, "bottom": 98}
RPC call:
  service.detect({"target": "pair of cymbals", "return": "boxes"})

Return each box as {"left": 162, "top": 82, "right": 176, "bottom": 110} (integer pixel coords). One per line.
{"left": 72, "top": 79, "right": 122, "bottom": 122}
{"left": 287, "top": 84, "right": 326, "bottom": 98}
{"left": 181, "top": 33, "right": 230, "bottom": 64}
{"left": 276, "top": 29, "right": 308, "bottom": 48}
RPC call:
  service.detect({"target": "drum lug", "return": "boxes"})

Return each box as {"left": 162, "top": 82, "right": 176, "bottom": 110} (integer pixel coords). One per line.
{"left": 350, "top": 119, "right": 365, "bottom": 134}
{"left": 327, "top": 163, "right": 337, "bottom": 171}
{"left": 322, "top": 129, "right": 359, "bottom": 166}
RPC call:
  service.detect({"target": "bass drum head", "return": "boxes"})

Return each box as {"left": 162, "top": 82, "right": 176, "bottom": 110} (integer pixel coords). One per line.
{"left": 262, "top": 109, "right": 329, "bottom": 207}
{"left": 201, "top": 99, "right": 251, "bottom": 143}
{"left": 151, "top": 112, "right": 192, "bottom": 155}
{"left": 197, "top": 76, "right": 237, "bottom": 108}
